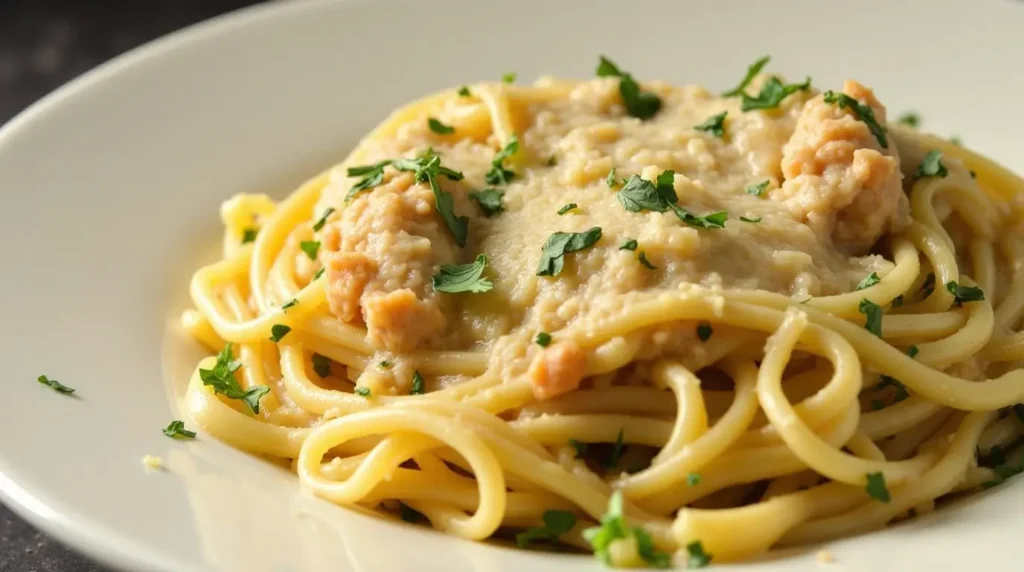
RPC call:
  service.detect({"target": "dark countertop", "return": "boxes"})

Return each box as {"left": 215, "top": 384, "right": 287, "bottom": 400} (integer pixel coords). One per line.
{"left": 0, "top": 3, "right": 264, "bottom": 569}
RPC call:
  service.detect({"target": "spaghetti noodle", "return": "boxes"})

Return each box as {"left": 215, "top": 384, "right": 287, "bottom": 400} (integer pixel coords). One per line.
{"left": 180, "top": 58, "right": 1024, "bottom": 567}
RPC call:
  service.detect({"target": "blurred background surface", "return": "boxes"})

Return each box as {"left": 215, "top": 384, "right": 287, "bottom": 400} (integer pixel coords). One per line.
{"left": 0, "top": 3, "right": 265, "bottom": 569}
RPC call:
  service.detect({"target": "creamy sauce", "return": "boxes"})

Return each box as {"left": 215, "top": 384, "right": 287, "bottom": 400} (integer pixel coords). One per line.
{"left": 313, "top": 75, "right": 912, "bottom": 393}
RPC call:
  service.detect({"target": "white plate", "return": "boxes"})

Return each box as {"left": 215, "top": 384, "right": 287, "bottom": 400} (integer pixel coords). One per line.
{"left": 2, "top": 0, "right": 1024, "bottom": 570}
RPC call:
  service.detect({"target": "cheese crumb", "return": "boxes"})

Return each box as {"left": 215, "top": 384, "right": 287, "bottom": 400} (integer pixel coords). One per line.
{"left": 142, "top": 455, "right": 164, "bottom": 471}
{"left": 816, "top": 549, "right": 835, "bottom": 564}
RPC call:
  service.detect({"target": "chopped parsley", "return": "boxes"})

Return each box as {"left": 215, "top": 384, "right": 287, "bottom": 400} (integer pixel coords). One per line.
{"left": 163, "top": 420, "right": 196, "bottom": 440}
{"left": 393, "top": 149, "right": 469, "bottom": 247}
{"left": 557, "top": 203, "right": 578, "bottom": 215}
{"left": 606, "top": 168, "right": 618, "bottom": 188}
{"left": 516, "top": 510, "right": 577, "bottom": 548}
{"left": 269, "top": 324, "right": 292, "bottom": 342}
{"left": 241, "top": 228, "right": 258, "bottom": 244}
{"left": 856, "top": 272, "right": 881, "bottom": 290}
{"left": 687, "top": 472, "right": 701, "bottom": 486}
{"left": 694, "top": 111, "right": 727, "bottom": 138}
{"left": 739, "top": 216, "right": 762, "bottom": 223}
{"left": 618, "top": 172, "right": 727, "bottom": 229}
{"left": 822, "top": 90, "right": 888, "bottom": 148}
{"left": 535, "top": 332, "right": 552, "bottom": 347}
{"left": 859, "top": 299, "right": 884, "bottom": 338}
{"left": 37, "top": 375, "right": 75, "bottom": 395}
{"left": 892, "top": 294, "right": 904, "bottom": 308}
{"left": 595, "top": 56, "right": 662, "bottom": 120}
{"left": 982, "top": 461, "right": 1024, "bottom": 489}
{"left": 603, "top": 428, "right": 625, "bottom": 469}
{"left": 281, "top": 298, "right": 298, "bottom": 311}
{"left": 916, "top": 150, "right": 948, "bottom": 179}
{"left": 432, "top": 254, "right": 494, "bottom": 294}
{"left": 468, "top": 188, "right": 505, "bottom": 217}
{"left": 745, "top": 180, "right": 770, "bottom": 197}
{"left": 946, "top": 281, "right": 985, "bottom": 306}
{"left": 311, "top": 353, "right": 330, "bottom": 377}
{"left": 354, "top": 386, "right": 371, "bottom": 397}
{"left": 485, "top": 136, "right": 519, "bottom": 185}
{"left": 199, "top": 343, "right": 270, "bottom": 414}
{"left": 741, "top": 76, "right": 811, "bottom": 112}
{"left": 638, "top": 251, "right": 657, "bottom": 270}
{"left": 569, "top": 438, "right": 588, "bottom": 458}
{"left": 878, "top": 375, "right": 909, "bottom": 401}
{"left": 536, "top": 227, "right": 603, "bottom": 276}
{"left": 411, "top": 370, "right": 425, "bottom": 395}
{"left": 457, "top": 86, "right": 471, "bottom": 97}
{"left": 619, "top": 239, "right": 638, "bottom": 251}
{"left": 686, "top": 541, "right": 712, "bottom": 568}
{"left": 696, "top": 323, "right": 713, "bottom": 342}
{"left": 896, "top": 112, "right": 920, "bottom": 128}
{"left": 722, "top": 55, "right": 771, "bottom": 97}
{"left": 345, "top": 160, "right": 392, "bottom": 201}
{"left": 502, "top": 72, "right": 517, "bottom": 84}
{"left": 907, "top": 345, "right": 919, "bottom": 359}
{"left": 950, "top": 136, "right": 963, "bottom": 147}
{"left": 380, "top": 360, "right": 391, "bottom": 368}
{"left": 312, "top": 207, "right": 335, "bottom": 232}
{"left": 583, "top": 491, "right": 670, "bottom": 568}
{"left": 865, "top": 472, "right": 891, "bottom": 503}
{"left": 313, "top": 267, "right": 325, "bottom": 280}
{"left": 427, "top": 118, "right": 455, "bottom": 135}
{"left": 299, "top": 240, "right": 320, "bottom": 260}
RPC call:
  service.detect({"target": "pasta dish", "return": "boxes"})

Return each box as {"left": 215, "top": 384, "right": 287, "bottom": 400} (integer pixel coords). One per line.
{"left": 179, "top": 55, "right": 1024, "bottom": 567}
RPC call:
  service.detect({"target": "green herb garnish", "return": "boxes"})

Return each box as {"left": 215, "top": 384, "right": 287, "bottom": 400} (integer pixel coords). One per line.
{"left": 603, "top": 428, "right": 625, "bottom": 469}
{"left": 163, "top": 420, "right": 196, "bottom": 440}
{"left": 427, "top": 118, "right": 455, "bottom": 135}
{"left": 485, "top": 136, "right": 519, "bottom": 185}
{"left": 745, "top": 180, "right": 770, "bottom": 197}
{"left": 313, "top": 267, "right": 325, "bottom": 280}
{"left": 345, "top": 160, "right": 392, "bottom": 201}
{"left": 865, "top": 472, "right": 891, "bottom": 502}
{"left": 516, "top": 510, "right": 577, "bottom": 548}
{"left": 694, "top": 111, "right": 727, "bottom": 138}
{"left": 916, "top": 150, "right": 948, "bottom": 179}
{"left": 469, "top": 188, "right": 505, "bottom": 217}
{"left": 457, "top": 86, "right": 471, "bottom": 97}
{"left": 536, "top": 227, "right": 603, "bottom": 276}
{"left": 595, "top": 56, "right": 662, "bottom": 120}
{"left": 907, "top": 345, "right": 919, "bottom": 358}
{"left": 241, "top": 228, "right": 258, "bottom": 244}
{"left": 859, "top": 299, "right": 884, "bottom": 338}
{"left": 946, "top": 281, "right": 985, "bottom": 306}
{"left": 878, "top": 375, "right": 909, "bottom": 401}
{"left": 393, "top": 149, "right": 469, "bottom": 246}
{"left": 896, "top": 112, "right": 920, "bottom": 128}
{"left": 722, "top": 55, "right": 770, "bottom": 97}
{"left": 312, "top": 207, "right": 335, "bottom": 232}
{"left": 269, "top": 324, "right": 291, "bottom": 342}
{"left": 892, "top": 294, "right": 904, "bottom": 308}
{"left": 696, "top": 323, "right": 713, "bottom": 342}
{"left": 856, "top": 272, "right": 881, "bottom": 290}
{"left": 502, "top": 72, "right": 517, "bottom": 84}
{"left": 281, "top": 298, "right": 298, "bottom": 311}
{"left": 638, "top": 251, "right": 657, "bottom": 270}
{"left": 380, "top": 360, "right": 391, "bottom": 368}
{"left": 606, "top": 168, "right": 617, "bottom": 188}
{"left": 741, "top": 76, "right": 811, "bottom": 112}
{"left": 354, "top": 386, "right": 371, "bottom": 397}
{"left": 618, "top": 172, "right": 727, "bottom": 229}
{"left": 822, "top": 90, "right": 888, "bottom": 148}
{"left": 687, "top": 472, "right": 701, "bottom": 486}
{"left": 37, "top": 375, "right": 75, "bottom": 395}
{"left": 535, "top": 332, "right": 552, "bottom": 347}
{"left": 432, "top": 254, "right": 493, "bottom": 294}
{"left": 739, "top": 216, "right": 762, "bottom": 223}
{"left": 299, "top": 240, "right": 320, "bottom": 260}
{"left": 569, "top": 438, "right": 588, "bottom": 458}
{"left": 311, "top": 353, "right": 330, "bottom": 377}
{"left": 411, "top": 370, "right": 425, "bottom": 395}
{"left": 558, "top": 203, "right": 578, "bottom": 215}
{"left": 199, "top": 343, "right": 270, "bottom": 414}
{"left": 686, "top": 541, "right": 712, "bottom": 568}
{"left": 619, "top": 239, "right": 638, "bottom": 251}
{"left": 583, "top": 491, "right": 670, "bottom": 568}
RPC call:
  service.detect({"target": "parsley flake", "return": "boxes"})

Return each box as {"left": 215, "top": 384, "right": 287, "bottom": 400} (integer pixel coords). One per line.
{"left": 199, "top": 343, "right": 270, "bottom": 414}
{"left": 427, "top": 118, "right": 455, "bottom": 135}
{"left": 269, "top": 324, "right": 291, "bottom": 342}
{"left": 485, "top": 136, "right": 519, "bottom": 185}
{"left": 163, "top": 420, "right": 196, "bottom": 440}
{"left": 380, "top": 360, "right": 391, "bottom": 368}
{"left": 411, "top": 370, "right": 425, "bottom": 395}
{"left": 856, "top": 272, "right": 881, "bottom": 290}
{"left": 535, "top": 332, "right": 552, "bottom": 347}
{"left": 583, "top": 491, "right": 671, "bottom": 568}
{"left": 313, "top": 267, "right": 325, "bottom": 280}
{"left": 865, "top": 472, "right": 891, "bottom": 503}
{"left": 946, "top": 281, "right": 985, "bottom": 305}
{"left": 393, "top": 149, "right": 469, "bottom": 246}
{"left": 37, "top": 375, "right": 75, "bottom": 395}
{"left": 312, "top": 207, "right": 335, "bottom": 232}
{"left": 686, "top": 541, "right": 712, "bottom": 568}
{"left": 241, "top": 228, "right": 258, "bottom": 244}
{"left": 741, "top": 76, "right": 811, "bottom": 112}
{"left": 822, "top": 90, "right": 888, "bottom": 148}
{"left": 618, "top": 172, "right": 727, "bottom": 229}
{"left": 516, "top": 510, "right": 577, "bottom": 548}
{"left": 595, "top": 56, "right": 662, "bottom": 120}
{"left": 281, "top": 298, "right": 298, "bottom": 311}
{"left": 603, "top": 428, "right": 625, "bottom": 469}
{"left": 311, "top": 353, "right": 331, "bottom": 377}
{"left": 502, "top": 72, "right": 517, "bottom": 84}
{"left": 892, "top": 294, "right": 904, "bottom": 308}
{"left": 457, "top": 86, "right": 471, "bottom": 97}
{"left": 916, "top": 150, "right": 948, "bottom": 179}
{"left": 345, "top": 160, "right": 392, "bottom": 202}
{"left": 354, "top": 386, "right": 371, "bottom": 397}
{"left": 687, "top": 472, "right": 701, "bottom": 486}
{"left": 696, "top": 323, "right": 713, "bottom": 341}
{"left": 432, "top": 254, "right": 493, "bottom": 294}
{"left": 740, "top": 216, "right": 762, "bottom": 223}
{"left": 859, "top": 299, "right": 884, "bottom": 338}
{"left": 469, "top": 188, "right": 505, "bottom": 217}
{"left": 638, "top": 251, "right": 657, "bottom": 270}
{"left": 745, "top": 180, "right": 770, "bottom": 197}
{"left": 606, "top": 168, "right": 618, "bottom": 188}
{"left": 558, "top": 203, "right": 578, "bottom": 215}
{"left": 299, "top": 240, "right": 320, "bottom": 260}
{"left": 907, "top": 345, "right": 919, "bottom": 358}
{"left": 619, "top": 239, "right": 638, "bottom": 251}
{"left": 536, "top": 227, "right": 603, "bottom": 276}
{"left": 569, "top": 438, "right": 588, "bottom": 458}
{"left": 694, "top": 111, "right": 727, "bottom": 138}
{"left": 878, "top": 375, "right": 909, "bottom": 401}
{"left": 722, "top": 55, "right": 770, "bottom": 97}
{"left": 896, "top": 112, "right": 920, "bottom": 128}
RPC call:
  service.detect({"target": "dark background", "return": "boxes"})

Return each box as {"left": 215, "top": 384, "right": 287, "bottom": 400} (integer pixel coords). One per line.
{"left": 0, "top": 3, "right": 265, "bottom": 569}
